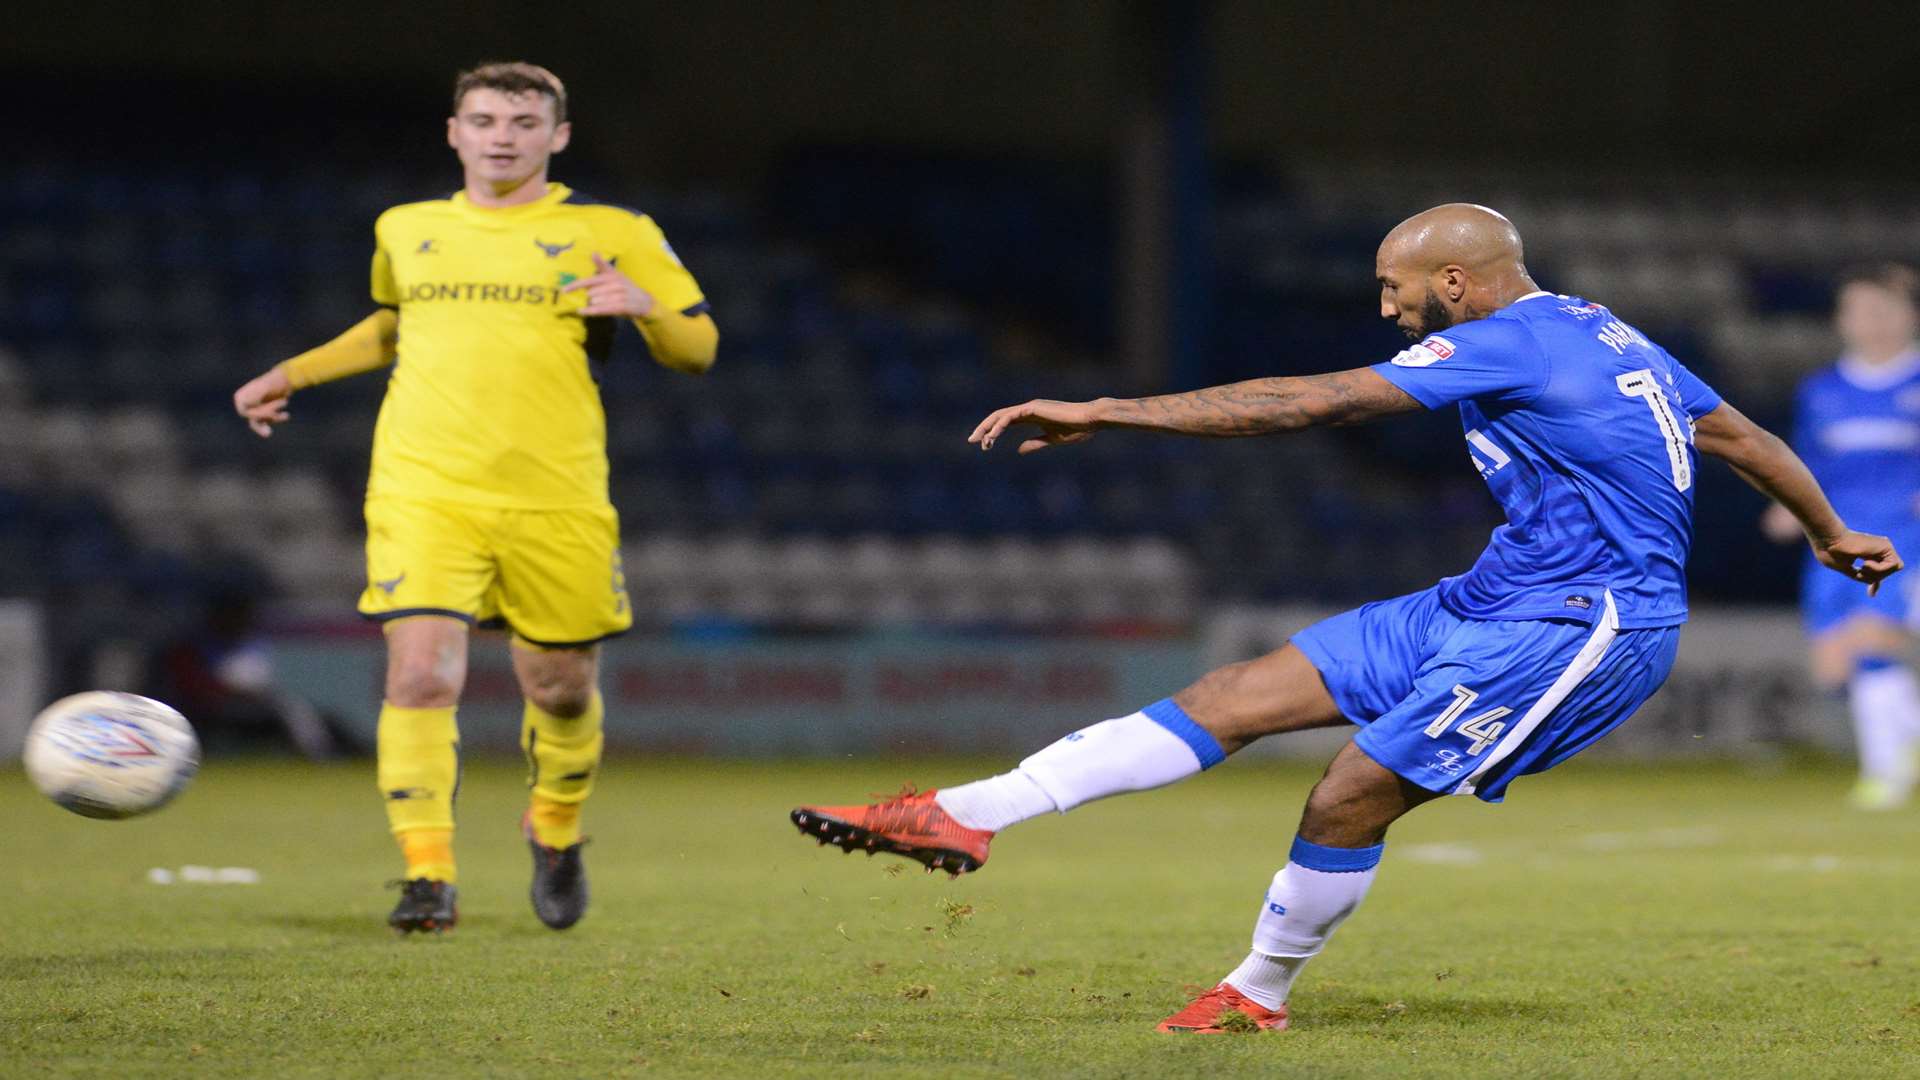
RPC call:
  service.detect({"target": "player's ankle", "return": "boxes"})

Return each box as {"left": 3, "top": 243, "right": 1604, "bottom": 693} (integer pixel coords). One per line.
{"left": 527, "top": 795, "right": 583, "bottom": 848}
{"left": 398, "top": 827, "right": 457, "bottom": 883}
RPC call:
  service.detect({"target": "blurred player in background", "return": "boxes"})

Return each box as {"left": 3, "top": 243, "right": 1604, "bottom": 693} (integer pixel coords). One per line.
{"left": 232, "top": 62, "right": 717, "bottom": 932}
{"left": 790, "top": 205, "right": 1899, "bottom": 1032}
{"left": 1763, "top": 264, "right": 1920, "bottom": 809}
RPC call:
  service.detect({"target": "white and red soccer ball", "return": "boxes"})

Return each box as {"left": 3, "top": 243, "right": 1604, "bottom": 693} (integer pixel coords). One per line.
{"left": 23, "top": 692, "right": 200, "bottom": 819}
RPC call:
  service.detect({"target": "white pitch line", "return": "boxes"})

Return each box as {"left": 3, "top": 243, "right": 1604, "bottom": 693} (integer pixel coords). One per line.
{"left": 1577, "top": 825, "right": 1722, "bottom": 852}
{"left": 1401, "top": 843, "right": 1485, "bottom": 865}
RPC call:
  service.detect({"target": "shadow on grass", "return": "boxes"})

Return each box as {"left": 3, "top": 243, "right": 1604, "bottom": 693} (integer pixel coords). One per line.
{"left": 1297, "top": 989, "right": 1568, "bottom": 1029}
{"left": 258, "top": 911, "right": 512, "bottom": 937}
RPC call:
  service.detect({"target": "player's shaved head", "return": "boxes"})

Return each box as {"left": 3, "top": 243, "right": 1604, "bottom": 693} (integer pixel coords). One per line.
{"left": 1375, "top": 203, "right": 1538, "bottom": 341}
{"left": 1380, "top": 204, "right": 1525, "bottom": 275}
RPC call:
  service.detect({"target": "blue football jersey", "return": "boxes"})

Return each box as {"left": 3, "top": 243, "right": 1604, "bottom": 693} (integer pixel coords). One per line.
{"left": 1790, "top": 353, "right": 1920, "bottom": 536}
{"left": 1371, "top": 292, "right": 1723, "bottom": 629}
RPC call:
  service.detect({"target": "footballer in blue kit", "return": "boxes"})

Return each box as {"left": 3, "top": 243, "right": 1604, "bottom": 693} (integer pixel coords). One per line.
{"left": 790, "top": 205, "right": 1902, "bottom": 1034}
{"left": 1763, "top": 264, "right": 1920, "bottom": 808}
{"left": 1295, "top": 285, "right": 1721, "bottom": 803}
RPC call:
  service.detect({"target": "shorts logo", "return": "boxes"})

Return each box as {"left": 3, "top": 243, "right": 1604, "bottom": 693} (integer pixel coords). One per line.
{"left": 610, "top": 551, "right": 629, "bottom": 616}
{"left": 1391, "top": 335, "right": 1456, "bottom": 367}
{"left": 375, "top": 571, "right": 406, "bottom": 596}
{"left": 1266, "top": 898, "right": 1287, "bottom": 916}
{"left": 1565, "top": 595, "right": 1592, "bottom": 610}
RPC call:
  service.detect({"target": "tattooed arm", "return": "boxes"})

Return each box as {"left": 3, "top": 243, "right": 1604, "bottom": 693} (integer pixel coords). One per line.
{"left": 968, "top": 368, "right": 1422, "bottom": 454}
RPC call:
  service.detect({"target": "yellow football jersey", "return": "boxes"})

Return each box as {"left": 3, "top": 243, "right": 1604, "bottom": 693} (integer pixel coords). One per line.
{"left": 367, "top": 182, "right": 706, "bottom": 508}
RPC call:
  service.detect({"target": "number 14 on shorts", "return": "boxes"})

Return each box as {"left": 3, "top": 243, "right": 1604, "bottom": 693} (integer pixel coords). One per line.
{"left": 1424, "top": 685, "right": 1512, "bottom": 756}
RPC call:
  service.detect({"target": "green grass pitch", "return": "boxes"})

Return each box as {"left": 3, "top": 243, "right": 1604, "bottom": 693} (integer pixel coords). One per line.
{"left": 3, "top": 754, "right": 1917, "bottom": 1078}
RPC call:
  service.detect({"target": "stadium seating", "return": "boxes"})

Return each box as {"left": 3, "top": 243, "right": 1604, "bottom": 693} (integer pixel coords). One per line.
{"left": 0, "top": 153, "right": 1836, "bottom": 654}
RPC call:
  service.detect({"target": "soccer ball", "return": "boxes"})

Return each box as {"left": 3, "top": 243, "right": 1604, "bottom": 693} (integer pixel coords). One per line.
{"left": 23, "top": 692, "right": 200, "bottom": 819}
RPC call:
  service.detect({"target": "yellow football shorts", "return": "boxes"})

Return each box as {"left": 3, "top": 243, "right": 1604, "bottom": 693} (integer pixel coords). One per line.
{"left": 358, "top": 496, "right": 632, "bottom": 646}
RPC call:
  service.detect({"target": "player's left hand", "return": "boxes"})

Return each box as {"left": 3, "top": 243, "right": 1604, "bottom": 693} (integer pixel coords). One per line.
{"left": 1813, "top": 529, "right": 1903, "bottom": 595}
{"left": 561, "top": 253, "right": 656, "bottom": 318}
{"left": 969, "top": 399, "right": 1108, "bottom": 454}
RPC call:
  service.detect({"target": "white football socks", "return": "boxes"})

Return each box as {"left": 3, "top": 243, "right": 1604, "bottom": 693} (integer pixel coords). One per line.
{"left": 1848, "top": 662, "right": 1920, "bottom": 787}
{"left": 933, "top": 769, "right": 1055, "bottom": 832}
{"left": 934, "top": 699, "right": 1226, "bottom": 832}
{"left": 1225, "top": 838, "right": 1383, "bottom": 1010}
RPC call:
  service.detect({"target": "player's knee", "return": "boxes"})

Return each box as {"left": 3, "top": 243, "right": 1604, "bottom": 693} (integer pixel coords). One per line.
{"left": 386, "top": 670, "right": 460, "bottom": 708}
{"left": 1176, "top": 659, "right": 1270, "bottom": 723}
{"left": 386, "top": 657, "right": 462, "bottom": 708}
{"left": 1174, "top": 645, "right": 1337, "bottom": 749}
{"left": 522, "top": 668, "right": 594, "bottom": 719}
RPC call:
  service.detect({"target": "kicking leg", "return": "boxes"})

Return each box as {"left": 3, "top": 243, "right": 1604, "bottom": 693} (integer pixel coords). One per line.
{"left": 790, "top": 643, "right": 1347, "bottom": 873}
{"left": 1160, "top": 742, "right": 1440, "bottom": 1032}
{"left": 939, "top": 643, "right": 1347, "bottom": 827}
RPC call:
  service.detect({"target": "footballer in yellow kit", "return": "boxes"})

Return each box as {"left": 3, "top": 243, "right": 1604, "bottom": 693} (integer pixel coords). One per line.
{"left": 360, "top": 184, "right": 702, "bottom": 642}
{"left": 233, "top": 62, "right": 717, "bottom": 934}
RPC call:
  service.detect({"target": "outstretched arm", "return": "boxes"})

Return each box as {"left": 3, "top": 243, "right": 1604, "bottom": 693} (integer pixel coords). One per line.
{"left": 232, "top": 308, "right": 399, "bottom": 437}
{"left": 1693, "top": 401, "right": 1902, "bottom": 593}
{"left": 969, "top": 367, "right": 1421, "bottom": 453}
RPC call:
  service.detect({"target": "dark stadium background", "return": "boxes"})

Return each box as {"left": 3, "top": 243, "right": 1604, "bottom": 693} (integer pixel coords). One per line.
{"left": 4, "top": 1, "right": 1917, "bottom": 756}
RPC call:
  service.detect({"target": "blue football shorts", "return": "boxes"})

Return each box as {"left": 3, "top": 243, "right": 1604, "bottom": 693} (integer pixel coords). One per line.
{"left": 1292, "top": 585, "right": 1679, "bottom": 803}
{"left": 1801, "top": 532, "right": 1920, "bottom": 638}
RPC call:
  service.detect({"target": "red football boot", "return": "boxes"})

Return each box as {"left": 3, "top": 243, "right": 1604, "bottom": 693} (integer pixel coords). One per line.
{"left": 789, "top": 786, "right": 992, "bottom": 876}
{"left": 1156, "top": 983, "right": 1290, "bottom": 1033}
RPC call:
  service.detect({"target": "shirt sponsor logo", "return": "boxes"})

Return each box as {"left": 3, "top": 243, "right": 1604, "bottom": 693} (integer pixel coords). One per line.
{"left": 1391, "top": 335, "right": 1456, "bottom": 368}
{"left": 399, "top": 281, "right": 567, "bottom": 305}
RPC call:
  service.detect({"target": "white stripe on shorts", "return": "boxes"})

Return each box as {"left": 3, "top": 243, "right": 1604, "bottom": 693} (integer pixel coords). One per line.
{"left": 1454, "top": 590, "right": 1620, "bottom": 797}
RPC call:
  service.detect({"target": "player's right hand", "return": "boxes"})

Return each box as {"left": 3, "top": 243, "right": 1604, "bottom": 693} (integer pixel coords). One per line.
{"left": 1813, "top": 529, "right": 1903, "bottom": 596}
{"left": 969, "top": 399, "right": 1107, "bottom": 454}
{"left": 233, "top": 367, "right": 294, "bottom": 438}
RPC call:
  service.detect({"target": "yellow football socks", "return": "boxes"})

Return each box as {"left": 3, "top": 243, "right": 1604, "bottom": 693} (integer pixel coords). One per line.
{"left": 521, "top": 691, "right": 604, "bottom": 849}
{"left": 527, "top": 794, "right": 581, "bottom": 850}
{"left": 398, "top": 828, "right": 456, "bottom": 885}
{"left": 376, "top": 703, "right": 460, "bottom": 883}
